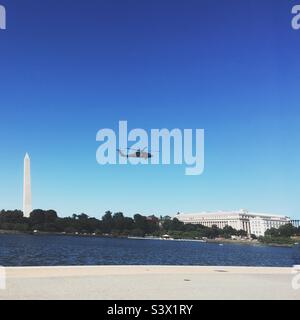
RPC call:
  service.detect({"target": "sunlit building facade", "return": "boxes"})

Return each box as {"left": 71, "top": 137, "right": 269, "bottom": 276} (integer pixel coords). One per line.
{"left": 175, "top": 209, "right": 291, "bottom": 237}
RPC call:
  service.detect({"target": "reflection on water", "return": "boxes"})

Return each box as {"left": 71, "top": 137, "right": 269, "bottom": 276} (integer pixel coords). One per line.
{"left": 0, "top": 234, "right": 299, "bottom": 267}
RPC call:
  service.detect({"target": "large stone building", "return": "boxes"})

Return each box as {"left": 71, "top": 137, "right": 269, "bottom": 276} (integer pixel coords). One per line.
{"left": 175, "top": 209, "right": 292, "bottom": 237}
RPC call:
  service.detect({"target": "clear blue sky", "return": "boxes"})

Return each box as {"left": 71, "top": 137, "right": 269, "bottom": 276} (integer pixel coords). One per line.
{"left": 0, "top": 0, "right": 299, "bottom": 219}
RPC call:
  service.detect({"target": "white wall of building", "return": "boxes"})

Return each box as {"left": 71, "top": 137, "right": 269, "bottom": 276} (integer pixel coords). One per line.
{"left": 175, "top": 210, "right": 291, "bottom": 237}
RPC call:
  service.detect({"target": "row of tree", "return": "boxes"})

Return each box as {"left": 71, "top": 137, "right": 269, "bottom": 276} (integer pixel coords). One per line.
{"left": 0, "top": 209, "right": 299, "bottom": 241}
{"left": 0, "top": 210, "right": 160, "bottom": 236}
{"left": 264, "top": 224, "right": 298, "bottom": 238}
{"left": 260, "top": 224, "right": 300, "bottom": 245}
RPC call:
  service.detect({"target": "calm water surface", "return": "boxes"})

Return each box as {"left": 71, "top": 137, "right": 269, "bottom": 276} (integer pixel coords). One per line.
{"left": 0, "top": 234, "right": 299, "bottom": 267}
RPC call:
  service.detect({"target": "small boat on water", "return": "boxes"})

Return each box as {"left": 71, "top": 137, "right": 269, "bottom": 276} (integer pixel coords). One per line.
{"left": 161, "top": 234, "right": 174, "bottom": 240}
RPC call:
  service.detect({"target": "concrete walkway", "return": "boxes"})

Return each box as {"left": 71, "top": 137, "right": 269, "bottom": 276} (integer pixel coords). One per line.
{"left": 0, "top": 266, "right": 299, "bottom": 300}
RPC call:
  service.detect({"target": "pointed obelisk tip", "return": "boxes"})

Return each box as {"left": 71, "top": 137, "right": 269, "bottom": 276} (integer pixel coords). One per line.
{"left": 25, "top": 152, "right": 30, "bottom": 159}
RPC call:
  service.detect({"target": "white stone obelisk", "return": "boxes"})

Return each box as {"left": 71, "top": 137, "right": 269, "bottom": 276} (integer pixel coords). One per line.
{"left": 23, "top": 153, "right": 32, "bottom": 217}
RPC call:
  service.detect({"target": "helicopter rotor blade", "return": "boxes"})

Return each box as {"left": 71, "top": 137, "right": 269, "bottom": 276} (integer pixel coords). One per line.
{"left": 122, "top": 147, "right": 160, "bottom": 153}
{"left": 126, "top": 148, "right": 139, "bottom": 151}
{"left": 126, "top": 147, "right": 147, "bottom": 151}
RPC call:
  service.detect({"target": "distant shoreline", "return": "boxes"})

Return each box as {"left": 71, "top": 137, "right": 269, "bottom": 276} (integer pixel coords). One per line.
{"left": 128, "top": 236, "right": 295, "bottom": 248}
{"left": 0, "top": 229, "right": 296, "bottom": 248}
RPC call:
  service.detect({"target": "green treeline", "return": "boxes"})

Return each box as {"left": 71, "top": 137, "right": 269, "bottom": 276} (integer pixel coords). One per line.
{"left": 259, "top": 224, "right": 300, "bottom": 245}
{"left": 0, "top": 210, "right": 299, "bottom": 244}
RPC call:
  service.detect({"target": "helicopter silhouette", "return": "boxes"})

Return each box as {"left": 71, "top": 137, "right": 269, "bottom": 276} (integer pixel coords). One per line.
{"left": 117, "top": 147, "right": 158, "bottom": 159}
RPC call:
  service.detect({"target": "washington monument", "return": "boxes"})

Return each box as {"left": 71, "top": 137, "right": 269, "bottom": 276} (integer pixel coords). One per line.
{"left": 23, "top": 153, "right": 32, "bottom": 217}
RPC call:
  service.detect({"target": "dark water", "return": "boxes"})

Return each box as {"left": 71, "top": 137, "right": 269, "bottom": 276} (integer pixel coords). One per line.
{"left": 0, "top": 234, "right": 299, "bottom": 267}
